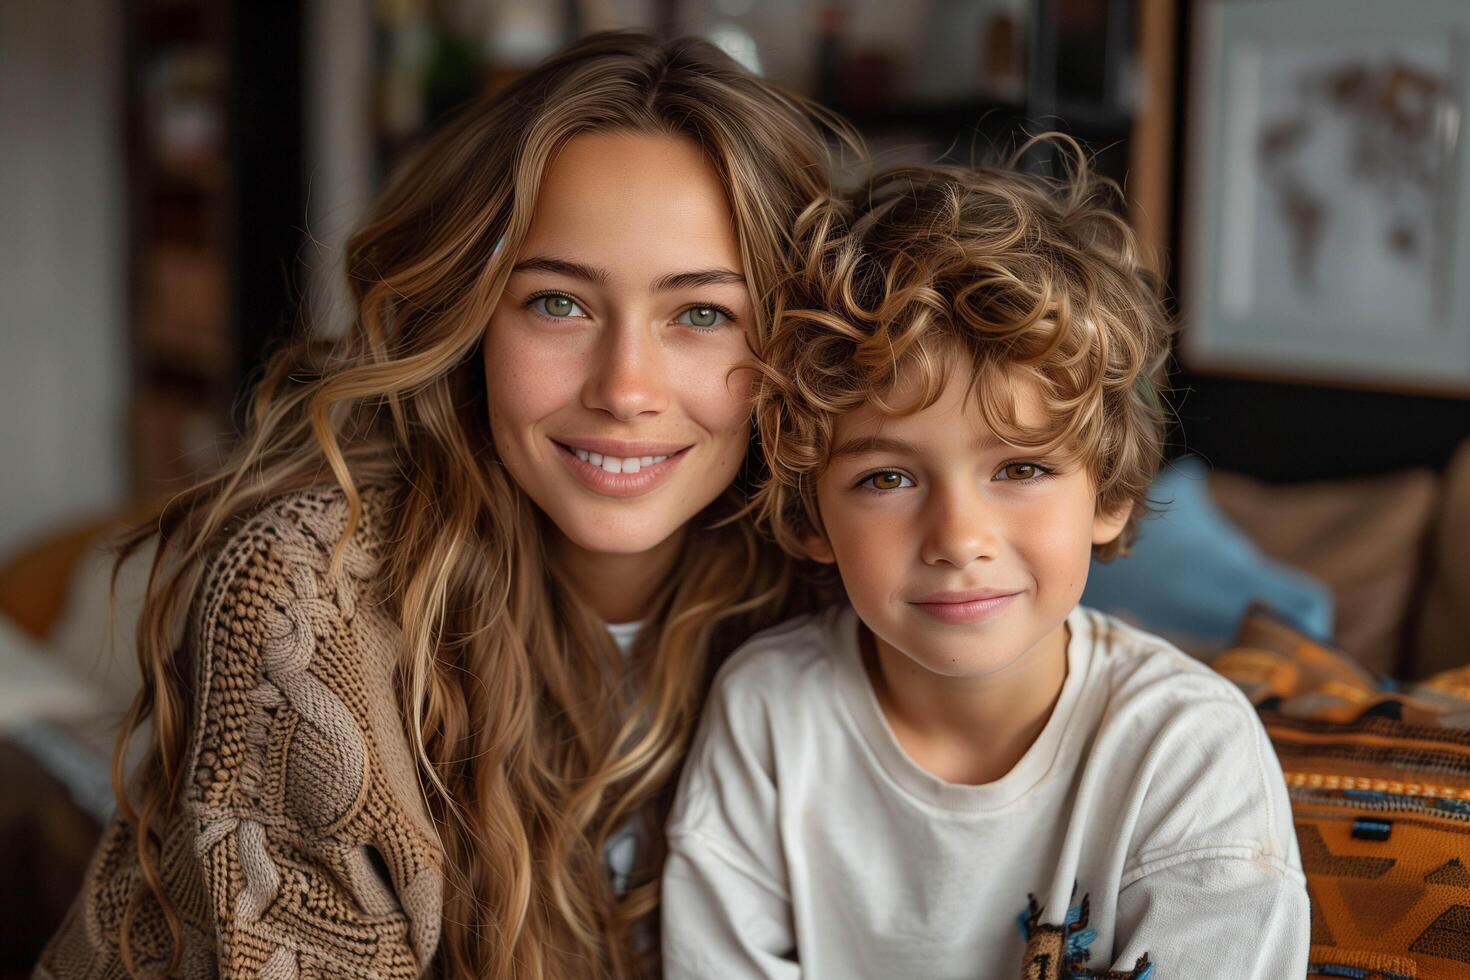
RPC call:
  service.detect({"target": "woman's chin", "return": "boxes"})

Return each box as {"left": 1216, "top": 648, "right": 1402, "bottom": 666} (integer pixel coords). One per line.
{"left": 550, "top": 508, "right": 691, "bottom": 560}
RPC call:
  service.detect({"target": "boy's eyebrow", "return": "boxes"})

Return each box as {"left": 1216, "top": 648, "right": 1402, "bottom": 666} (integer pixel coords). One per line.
{"left": 829, "top": 431, "right": 1012, "bottom": 459}
{"left": 829, "top": 436, "right": 914, "bottom": 459}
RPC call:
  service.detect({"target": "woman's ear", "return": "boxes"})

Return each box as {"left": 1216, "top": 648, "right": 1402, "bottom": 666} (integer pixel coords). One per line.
{"left": 1092, "top": 501, "right": 1132, "bottom": 547}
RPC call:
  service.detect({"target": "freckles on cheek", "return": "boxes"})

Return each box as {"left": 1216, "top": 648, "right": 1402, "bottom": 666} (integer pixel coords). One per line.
{"left": 1024, "top": 509, "right": 1095, "bottom": 595}
{"left": 678, "top": 324, "right": 752, "bottom": 386}
{"left": 826, "top": 506, "right": 895, "bottom": 592}
{"left": 724, "top": 363, "right": 757, "bottom": 403}
{"left": 488, "top": 339, "right": 581, "bottom": 416}
{"left": 682, "top": 385, "right": 756, "bottom": 459}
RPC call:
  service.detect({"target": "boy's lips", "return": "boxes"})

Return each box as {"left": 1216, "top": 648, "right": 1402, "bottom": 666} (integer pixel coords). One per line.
{"left": 912, "top": 587, "right": 1020, "bottom": 604}
{"left": 908, "top": 588, "right": 1022, "bottom": 625}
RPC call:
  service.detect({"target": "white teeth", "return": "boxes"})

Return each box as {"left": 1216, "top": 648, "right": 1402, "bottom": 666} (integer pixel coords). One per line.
{"left": 568, "top": 446, "right": 673, "bottom": 472}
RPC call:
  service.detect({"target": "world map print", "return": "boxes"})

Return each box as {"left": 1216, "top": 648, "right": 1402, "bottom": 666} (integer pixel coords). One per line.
{"left": 1243, "top": 44, "right": 1460, "bottom": 330}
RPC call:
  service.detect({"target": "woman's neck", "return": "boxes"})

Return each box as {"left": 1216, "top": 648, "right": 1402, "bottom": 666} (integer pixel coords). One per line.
{"left": 550, "top": 524, "right": 688, "bottom": 624}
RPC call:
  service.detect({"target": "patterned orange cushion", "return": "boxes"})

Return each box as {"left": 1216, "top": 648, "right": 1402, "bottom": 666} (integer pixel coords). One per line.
{"left": 1213, "top": 607, "right": 1470, "bottom": 979}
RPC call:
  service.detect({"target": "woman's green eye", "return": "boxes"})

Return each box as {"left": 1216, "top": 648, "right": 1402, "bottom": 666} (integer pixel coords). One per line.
{"left": 533, "top": 294, "right": 584, "bottom": 318}
{"left": 678, "top": 305, "right": 727, "bottom": 329}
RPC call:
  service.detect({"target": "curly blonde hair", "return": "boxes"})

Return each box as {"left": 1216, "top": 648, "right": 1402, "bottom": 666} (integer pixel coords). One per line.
{"left": 754, "top": 138, "right": 1172, "bottom": 563}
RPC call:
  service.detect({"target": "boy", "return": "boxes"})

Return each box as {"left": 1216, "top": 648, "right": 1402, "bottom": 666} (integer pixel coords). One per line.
{"left": 661, "top": 155, "right": 1309, "bottom": 979}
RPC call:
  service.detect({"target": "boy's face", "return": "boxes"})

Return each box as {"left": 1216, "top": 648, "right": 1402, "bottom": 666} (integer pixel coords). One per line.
{"left": 809, "top": 370, "right": 1129, "bottom": 679}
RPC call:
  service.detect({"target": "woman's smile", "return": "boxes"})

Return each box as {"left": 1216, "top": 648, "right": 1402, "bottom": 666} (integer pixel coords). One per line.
{"left": 552, "top": 438, "right": 692, "bottom": 497}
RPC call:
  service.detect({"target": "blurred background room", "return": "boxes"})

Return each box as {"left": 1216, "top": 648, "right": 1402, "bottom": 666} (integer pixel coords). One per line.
{"left": 3, "top": 0, "right": 1470, "bottom": 973}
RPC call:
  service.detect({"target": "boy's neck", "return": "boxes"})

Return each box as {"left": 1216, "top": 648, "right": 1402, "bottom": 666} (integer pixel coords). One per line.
{"left": 861, "top": 618, "right": 1071, "bottom": 786}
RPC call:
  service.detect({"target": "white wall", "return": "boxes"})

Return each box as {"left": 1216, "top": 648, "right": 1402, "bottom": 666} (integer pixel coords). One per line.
{"left": 0, "top": 0, "right": 127, "bottom": 557}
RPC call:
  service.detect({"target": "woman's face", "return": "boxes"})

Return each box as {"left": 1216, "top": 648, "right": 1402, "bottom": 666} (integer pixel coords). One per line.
{"left": 483, "top": 131, "right": 754, "bottom": 562}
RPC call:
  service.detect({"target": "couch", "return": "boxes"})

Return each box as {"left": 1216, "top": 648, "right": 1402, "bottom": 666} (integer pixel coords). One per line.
{"left": 2, "top": 444, "right": 1468, "bottom": 974}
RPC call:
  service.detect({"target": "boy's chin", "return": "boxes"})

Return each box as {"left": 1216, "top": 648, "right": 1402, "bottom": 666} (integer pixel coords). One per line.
{"left": 899, "top": 645, "right": 1034, "bottom": 680}
{"left": 875, "top": 616, "right": 1055, "bottom": 680}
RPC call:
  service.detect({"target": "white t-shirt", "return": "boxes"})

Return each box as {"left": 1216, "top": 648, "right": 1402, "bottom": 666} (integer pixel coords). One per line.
{"left": 663, "top": 605, "right": 1309, "bottom": 979}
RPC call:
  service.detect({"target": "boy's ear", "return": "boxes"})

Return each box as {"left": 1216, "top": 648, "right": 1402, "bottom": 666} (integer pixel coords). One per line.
{"left": 803, "top": 529, "right": 837, "bottom": 564}
{"left": 1092, "top": 501, "right": 1132, "bottom": 547}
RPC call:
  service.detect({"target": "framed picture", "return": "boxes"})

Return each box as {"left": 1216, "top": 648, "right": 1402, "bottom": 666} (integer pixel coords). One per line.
{"left": 1183, "top": 0, "right": 1470, "bottom": 392}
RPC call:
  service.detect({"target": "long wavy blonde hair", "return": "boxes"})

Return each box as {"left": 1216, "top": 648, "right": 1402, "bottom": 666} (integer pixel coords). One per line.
{"left": 112, "top": 32, "right": 853, "bottom": 978}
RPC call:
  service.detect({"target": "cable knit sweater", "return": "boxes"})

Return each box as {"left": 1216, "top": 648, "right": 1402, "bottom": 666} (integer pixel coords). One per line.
{"left": 37, "top": 486, "right": 445, "bottom": 979}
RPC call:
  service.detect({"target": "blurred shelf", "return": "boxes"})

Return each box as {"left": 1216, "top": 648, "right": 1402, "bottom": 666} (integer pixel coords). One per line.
{"left": 140, "top": 2, "right": 210, "bottom": 45}
{"left": 839, "top": 94, "right": 1131, "bottom": 140}
{"left": 124, "top": 0, "right": 301, "bottom": 495}
{"left": 1028, "top": 98, "right": 1135, "bottom": 138}
{"left": 836, "top": 94, "right": 1030, "bottom": 134}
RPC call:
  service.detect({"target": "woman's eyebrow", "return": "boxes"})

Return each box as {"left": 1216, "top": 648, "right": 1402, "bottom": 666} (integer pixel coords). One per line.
{"left": 652, "top": 268, "right": 746, "bottom": 291}
{"left": 508, "top": 258, "right": 743, "bottom": 292}
{"left": 511, "top": 255, "right": 612, "bottom": 285}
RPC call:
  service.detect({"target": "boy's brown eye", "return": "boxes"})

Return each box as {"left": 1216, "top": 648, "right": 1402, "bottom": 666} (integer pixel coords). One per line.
{"left": 999, "top": 463, "right": 1041, "bottom": 481}
{"left": 862, "top": 471, "right": 911, "bottom": 491}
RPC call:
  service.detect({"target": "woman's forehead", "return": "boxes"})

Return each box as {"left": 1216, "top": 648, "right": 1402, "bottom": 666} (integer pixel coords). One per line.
{"left": 518, "top": 131, "right": 745, "bottom": 285}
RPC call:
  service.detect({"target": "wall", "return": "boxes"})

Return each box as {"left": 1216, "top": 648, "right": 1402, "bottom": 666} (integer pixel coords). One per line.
{"left": 0, "top": 1, "right": 127, "bottom": 557}
{"left": 303, "top": 0, "right": 376, "bottom": 339}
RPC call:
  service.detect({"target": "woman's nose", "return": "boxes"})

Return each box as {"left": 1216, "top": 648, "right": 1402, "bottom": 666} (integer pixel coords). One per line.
{"left": 918, "top": 487, "right": 999, "bottom": 568}
{"left": 582, "top": 320, "right": 669, "bottom": 420}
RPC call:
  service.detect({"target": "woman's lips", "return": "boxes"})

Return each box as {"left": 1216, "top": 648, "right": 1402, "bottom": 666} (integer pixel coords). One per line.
{"left": 908, "top": 590, "right": 1021, "bottom": 625}
{"left": 553, "top": 440, "right": 690, "bottom": 497}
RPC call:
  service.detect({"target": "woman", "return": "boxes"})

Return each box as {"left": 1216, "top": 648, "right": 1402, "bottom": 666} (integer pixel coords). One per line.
{"left": 39, "top": 32, "right": 853, "bottom": 979}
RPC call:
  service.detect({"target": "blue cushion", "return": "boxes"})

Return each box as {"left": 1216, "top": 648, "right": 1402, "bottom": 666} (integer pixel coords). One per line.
{"left": 1082, "top": 457, "right": 1335, "bottom": 645}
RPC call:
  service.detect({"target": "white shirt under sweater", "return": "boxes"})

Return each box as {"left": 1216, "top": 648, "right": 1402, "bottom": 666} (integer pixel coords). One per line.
{"left": 605, "top": 621, "right": 643, "bottom": 893}
{"left": 662, "top": 605, "right": 1309, "bottom": 979}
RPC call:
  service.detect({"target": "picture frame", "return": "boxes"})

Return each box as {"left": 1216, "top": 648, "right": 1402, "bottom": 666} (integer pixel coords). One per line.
{"left": 1183, "top": 0, "right": 1470, "bottom": 393}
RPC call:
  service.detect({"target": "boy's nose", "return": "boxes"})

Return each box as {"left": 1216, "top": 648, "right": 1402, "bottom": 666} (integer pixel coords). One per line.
{"left": 582, "top": 319, "right": 669, "bottom": 420}
{"left": 918, "top": 489, "right": 999, "bottom": 568}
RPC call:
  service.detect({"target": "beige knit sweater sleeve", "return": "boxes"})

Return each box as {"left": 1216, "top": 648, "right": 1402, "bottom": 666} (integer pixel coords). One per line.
{"left": 36, "top": 487, "right": 444, "bottom": 979}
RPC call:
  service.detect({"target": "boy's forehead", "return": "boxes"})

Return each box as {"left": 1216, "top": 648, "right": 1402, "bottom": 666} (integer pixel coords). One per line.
{"left": 830, "top": 368, "right": 1047, "bottom": 448}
